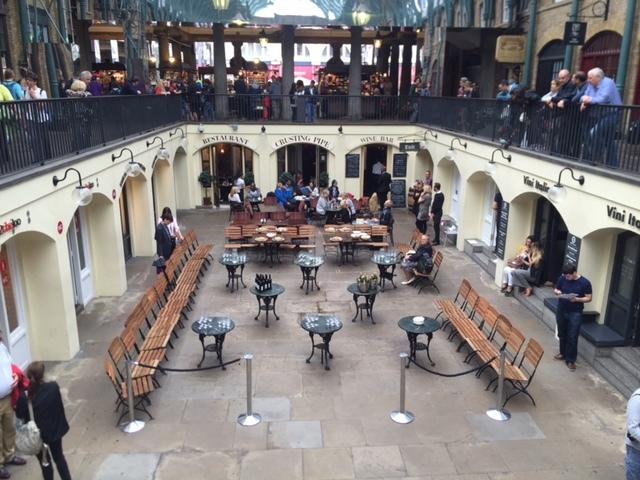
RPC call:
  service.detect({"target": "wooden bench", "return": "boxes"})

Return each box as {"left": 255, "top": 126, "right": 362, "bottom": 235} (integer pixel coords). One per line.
{"left": 412, "top": 250, "right": 443, "bottom": 294}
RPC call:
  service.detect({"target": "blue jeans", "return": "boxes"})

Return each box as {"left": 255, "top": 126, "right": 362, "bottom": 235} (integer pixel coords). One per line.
{"left": 305, "top": 102, "right": 316, "bottom": 123}
{"left": 556, "top": 309, "right": 583, "bottom": 364}
{"left": 627, "top": 445, "right": 640, "bottom": 480}
{"left": 585, "top": 113, "right": 619, "bottom": 167}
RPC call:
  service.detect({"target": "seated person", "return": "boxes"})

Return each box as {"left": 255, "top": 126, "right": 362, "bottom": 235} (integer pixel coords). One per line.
{"left": 336, "top": 200, "right": 352, "bottom": 224}
{"left": 274, "top": 182, "right": 293, "bottom": 208}
{"left": 379, "top": 200, "right": 394, "bottom": 243}
{"left": 344, "top": 194, "right": 357, "bottom": 222}
{"left": 308, "top": 181, "right": 319, "bottom": 198}
{"left": 300, "top": 183, "right": 312, "bottom": 197}
{"left": 228, "top": 186, "right": 242, "bottom": 208}
{"left": 329, "top": 179, "right": 340, "bottom": 200}
{"left": 501, "top": 235, "right": 535, "bottom": 293}
{"left": 246, "top": 183, "right": 262, "bottom": 203}
{"left": 508, "top": 243, "right": 543, "bottom": 296}
{"left": 401, "top": 235, "right": 433, "bottom": 285}
{"left": 315, "top": 190, "right": 330, "bottom": 216}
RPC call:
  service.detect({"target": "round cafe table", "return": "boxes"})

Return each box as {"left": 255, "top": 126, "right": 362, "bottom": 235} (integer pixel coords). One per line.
{"left": 371, "top": 252, "right": 402, "bottom": 291}
{"left": 347, "top": 283, "right": 380, "bottom": 324}
{"left": 294, "top": 254, "right": 325, "bottom": 294}
{"left": 191, "top": 316, "right": 235, "bottom": 369}
{"left": 300, "top": 314, "right": 343, "bottom": 371}
{"left": 249, "top": 283, "right": 285, "bottom": 328}
{"left": 397, "top": 316, "right": 440, "bottom": 367}
{"left": 219, "top": 253, "right": 248, "bottom": 292}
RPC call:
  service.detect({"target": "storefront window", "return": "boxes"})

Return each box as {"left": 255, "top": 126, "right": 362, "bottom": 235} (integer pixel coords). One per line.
{"left": 0, "top": 245, "right": 19, "bottom": 333}
{"left": 245, "top": 149, "right": 253, "bottom": 173}
{"left": 277, "top": 148, "right": 286, "bottom": 177}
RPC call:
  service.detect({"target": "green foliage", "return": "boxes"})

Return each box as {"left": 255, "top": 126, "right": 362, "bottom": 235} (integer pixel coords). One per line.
{"left": 279, "top": 171, "right": 294, "bottom": 185}
{"left": 319, "top": 171, "right": 330, "bottom": 188}
{"left": 198, "top": 170, "right": 212, "bottom": 187}
{"left": 243, "top": 171, "right": 255, "bottom": 186}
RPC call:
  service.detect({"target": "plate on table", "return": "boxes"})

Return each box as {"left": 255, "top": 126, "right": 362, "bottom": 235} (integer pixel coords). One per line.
{"left": 255, "top": 236, "right": 267, "bottom": 242}
{"left": 276, "top": 227, "right": 288, "bottom": 233}
{"left": 330, "top": 236, "right": 343, "bottom": 242}
{"left": 360, "top": 234, "right": 371, "bottom": 241}
{"left": 266, "top": 232, "right": 277, "bottom": 238}
{"left": 273, "top": 236, "right": 285, "bottom": 242}
{"left": 325, "top": 227, "right": 336, "bottom": 233}
{"left": 339, "top": 227, "right": 351, "bottom": 233}
{"left": 257, "top": 227, "right": 267, "bottom": 233}
{"left": 412, "top": 316, "right": 425, "bottom": 325}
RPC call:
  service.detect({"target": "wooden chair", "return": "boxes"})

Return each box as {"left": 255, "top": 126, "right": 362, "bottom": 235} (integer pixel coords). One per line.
{"left": 412, "top": 250, "right": 443, "bottom": 294}
{"left": 105, "top": 358, "right": 154, "bottom": 425}
{"left": 271, "top": 211, "right": 287, "bottom": 224}
{"left": 264, "top": 195, "right": 277, "bottom": 206}
{"left": 288, "top": 211, "right": 307, "bottom": 225}
{"left": 397, "top": 229, "right": 421, "bottom": 257}
{"left": 231, "top": 211, "right": 251, "bottom": 224}
{"left": 433, "top": 278, "right": 472, "bottom": 322}
{"left": 224, "top": 226, "right": 243, "bottom": 243}
{"left": 489, "top": 339, "right": 544, "bottom": 407}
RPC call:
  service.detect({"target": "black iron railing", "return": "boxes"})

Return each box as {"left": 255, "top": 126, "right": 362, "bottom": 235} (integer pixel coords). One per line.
{"left": 416, "top": 96, "right": 640, "bottom": 175}
{"left": 0, "top": 95, "right": 182, "bottom": 177}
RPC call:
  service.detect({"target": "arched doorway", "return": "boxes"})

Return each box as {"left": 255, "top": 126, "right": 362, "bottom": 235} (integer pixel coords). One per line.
{"left": 200, "top": 144, "right": 255, "bottom": 206}
{"left": 533, "top": 197, "right": 568, "bottom": 284}
{"left": 536, "top": 40, "right": 564, "bottom": 96}
{"left": 174, "top": 148, "right": 190, "bottom": 210}
{"left": 605, "top": 231, "right": 640, "bottom": 344}
{"left": 363, "top": 144, "right": 389, "bottom": 197}
{"left": 66, "top": 208, "right": 94, "bottom": 309}
{"left": 276, "top": 144, "right": 328, "bottom": 187}
{"left": 580, "top": 31, "right": 622, "bottom": 80}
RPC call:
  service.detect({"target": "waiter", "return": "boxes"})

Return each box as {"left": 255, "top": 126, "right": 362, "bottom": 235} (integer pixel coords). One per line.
{"left": 377, "top": 166, "right": 392, "bottom": 204}
{"left": 430, "top": 182, "right": 444, "bottom": 245}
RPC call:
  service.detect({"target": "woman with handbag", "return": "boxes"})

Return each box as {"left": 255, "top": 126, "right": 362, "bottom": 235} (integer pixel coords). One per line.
{"left": 16, "top": 362, "right": 71, "bottom": 480}
{"left": 501, "top": 235, "right": 535, "bottom": 293}
{"left": 508, "top": 243, "right": 544, "bottom": 296}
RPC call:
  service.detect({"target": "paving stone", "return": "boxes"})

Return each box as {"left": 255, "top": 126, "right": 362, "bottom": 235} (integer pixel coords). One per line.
{"left": 352, "top": 445, "right": 407, "bottom": 478}
{"left": 446, "top": 442, "right": 510, "bottom": 474}
{"left": 321, "top": 419, "right": 367, "bottom": 447}
{"left": 155, "top": 451, "right": 240, "bottom": 480}
{"left": 240, "top": 449, "right": 303, "bottom": 480}
{"left": 400, "top": 444, "right": 457, "bottom": 476}
{"left": 227, "top": 396, "right": 291, "bottom": 422}
{"left": 465, "top": 412, "right": 545, "bottom": 442}
{"left": 268, "top": 420, "right": 323, "bottom": 449}
{"left": 302, "top": 447, "right": 355, "bottom": 479}
{"left": 234, "top": 421, "right": 268, "bottom": 451}
{"left": 93, "top": 453, "right": 160, "bottom": 480}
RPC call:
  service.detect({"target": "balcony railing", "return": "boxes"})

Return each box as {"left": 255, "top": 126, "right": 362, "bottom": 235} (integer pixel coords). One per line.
{"left": 0, "top": 95, "right": 182, "bottom": 178}
{"left": 416, "top": 96, "right": 640, "bottom": 175}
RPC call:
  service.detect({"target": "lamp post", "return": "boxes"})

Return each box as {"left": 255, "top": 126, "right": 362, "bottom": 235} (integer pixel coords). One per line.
{"left": 548, "top": 167, "right": 585, "bottom": 203}
{"left": 52, "top": 168, "right": 94, "bottom": 206}
{"left": 169, "top": 127, "right": 187, "bottom": 149}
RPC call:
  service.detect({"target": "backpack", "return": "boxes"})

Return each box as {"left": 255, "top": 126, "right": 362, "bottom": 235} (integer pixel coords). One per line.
{"left": 417, "top": 253, "right": 433, "bottom": 274}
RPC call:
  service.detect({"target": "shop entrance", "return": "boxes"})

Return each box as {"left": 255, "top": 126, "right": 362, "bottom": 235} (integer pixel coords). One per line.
{"left": 67, "top": 209, "right": 94, "bottom": 309}
{"left": 119, "top": 187, "right": 132, "bottom": 261}
{"left": 201, "top": 144, "right": 254, "bottom": 206}
{"left": 276, "top": 144, "right": 328, "bottom": 186}
{"left": 533, "top": 197, "right": 568, "bottom": 284}
{"left": 363, "top": 144, "right": 388, "bottom": 197}
{"left": 605, "top": 232, "right": 640, "bottom": 344}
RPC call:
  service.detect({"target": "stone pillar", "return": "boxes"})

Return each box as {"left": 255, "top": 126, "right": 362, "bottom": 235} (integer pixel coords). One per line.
{"left": 415, "top": 39, "right": 423, "bottom": 81}
{"left": 281, "top": 25, "right": 295, "bottom": 121}
{"left": 230, "top": 40, "right": 247, "bottom": 72}
{"left": 348, "top": 26, "right": 362, "bottom": 120}
{"left": 158, "top": 23, "right": 170, "bottom": 78}
{"left": 75, "top": 20, "right": 94, "bottom": 71}
{"left": 389, "top": 30, "right": 400, "bottom": 95}
{"left": 184, "top": 42, "right": 197, "bottom": 73}
{"left": 213, "top": 23, "right": 228, "bottom": 119}
{"left": 399, "top": 30, "right": 414, "bottom": 96}
{"left": 377, "top": 43, "right": 390, "bottom": 74}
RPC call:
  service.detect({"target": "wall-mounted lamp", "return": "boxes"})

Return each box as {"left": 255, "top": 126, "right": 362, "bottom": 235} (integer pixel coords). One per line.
{"left": 444, "top": 137, "right": 467, "bottom": 161}
{"left": 548, "top": 167, "right": 585, "bottom": 203}
{"left": 485, "top": 148, "right": 512, "bottom": 176}
{"left": 168, "top": 56, "right": 176, "bottom": 64}
{"left": 258, "top": 29, "right": 269, "bottom": 47}
{"left": 373, "top": 31, "right": 382, "bottom": 49}
{"left": 197, "top": 123, "right": 205, "bottom": 134}
{"left": 169, "top": 127, "right": 187, "bottom": 149}
{"left": 112, "top": 147, "right": 146, "bottom": 178}
{"left": 146, "top": 136, "right": 170, "bottom": 161}
{"left": 424, "top": 129, "right": 438, "bottom": 140}
{"left": 261, "top": 125, "right": 266, "bottom": 134}
{"left": 52, "top": 168, "right": 94, "bottom": 206}
{"left": 338, "top": 126, "right": 343, "bottom": 135}
{"left": 230, "top": 124, "right": 239, "bottom": 132}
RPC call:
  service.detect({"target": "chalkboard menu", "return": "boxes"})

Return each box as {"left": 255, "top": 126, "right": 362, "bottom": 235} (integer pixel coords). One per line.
{"left": 564, "top": 234, "right": 581, "bottom": 267}
{"left": 345, "top": 154, "right": 360, "bottom": 178}
{"left": 389, "top": 179, "right": 406, "bottom": 208}
{"left": 392, "top": 153, "right": 408, "bottom": 178}
{"left": 495, "top": 201, "right": 509, "bottom": 260}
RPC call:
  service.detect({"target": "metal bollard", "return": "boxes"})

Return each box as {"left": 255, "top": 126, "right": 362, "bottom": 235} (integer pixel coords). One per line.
{"left": 486, "top": 349, "right": 511, "bottom": 422}
{"left": 122, "top": 359, "right": 146, "bottom": 433}
{"left": 237, "top": 354, "right": 262, "bottom": 426}
{"left": 390, "top": 353, "right": 415, "bottom": 424}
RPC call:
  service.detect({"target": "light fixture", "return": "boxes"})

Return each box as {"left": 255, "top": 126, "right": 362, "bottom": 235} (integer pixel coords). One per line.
{"left": 424, "top": 128, "right": 438, "bottom": 140}
{"left": 146, "top": 136, "right": 170, "bottom": 161}
{"left": 548, "top": 167, "right": 585, "bottom": 203}
{"left": 168, "top": 56, "right": 176, "bottom": 64}
{"left": 112, "top": 148, "right": 146, "bottom": 178}
{"left": 373, "top": 31, "right": 382, "bottom": 49}
{"left": 52, "top": 168, "right": 94, "bottom": 207}
{"left": 230, "top": 12, "right": 248, "bottom": 25}
{"left": 197, "top": 123, "right": 205, "bottom": 134}
{"left": 338, "top": 126, "right": 343, "bottom": 135}
{"left": 444, "top": 137, "right": 467, "bottom": 161}
{"left": 149, "top": 55, "right": 157, "bottom": 64}
{"left": 261, "top": 125, "right": 266, "bottom": 134}
{"left": 485, "top": 148, "right": 512, "bottom": 176}
{"left": 231, "top": 124, "right": 239, "bottom": 132}
{"left": 258, "top": 29, "right": 269, "bottom": 47}
{"left": 169, "top": 127, "right": 187, "bottom": 149}
{"left": 212, "top": 0, "right": 230, "bottom": 9}
{"left": 352, "top": 1, "right": 371, "bottom": 26}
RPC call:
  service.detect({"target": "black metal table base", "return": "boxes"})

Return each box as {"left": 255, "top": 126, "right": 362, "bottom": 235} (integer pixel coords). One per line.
{"left": 299, "top": 266, "right": 321, "bottom": 294}
{"left": 377, "top": 264, "right": 397, "bottom": 291}
{"left": 262, "top": 244, "right": 281, "bottom": 267}
{"left": 405, "top": 332, "right": 435, "bottom": 367}
{"left": 339, "top": 243, "right": 356, "bottom": 265}
{"left": 351, "top": 293, "right": 377, "bottom": 324}
{"left": 225, "top": 265, "right": 246, "bottom": 292}
{"left": 305, "top": 332, "right": 335, "bottom": 371}
{"left": 197, "top": 333, "right": 227, "bottom": 369}
{"left": 254, "top": 295, "right": 280, "bottom": 328}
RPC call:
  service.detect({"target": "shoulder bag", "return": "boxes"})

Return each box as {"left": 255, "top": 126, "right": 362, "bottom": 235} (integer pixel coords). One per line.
{"left": 15, "top": 395, "right": 43, "bottom": 456}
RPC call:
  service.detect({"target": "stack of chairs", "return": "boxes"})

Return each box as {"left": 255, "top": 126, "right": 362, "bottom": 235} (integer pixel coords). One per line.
{"left": 104, "top": 230, "right": 213, "bottom": 425}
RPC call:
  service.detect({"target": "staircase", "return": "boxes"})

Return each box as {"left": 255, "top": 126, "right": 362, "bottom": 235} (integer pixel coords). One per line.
{"left": 593, "top": 348, "right": 640, "bottom": 397}
{"left": 464, "top": 239, "right": 498, "bottom": 278}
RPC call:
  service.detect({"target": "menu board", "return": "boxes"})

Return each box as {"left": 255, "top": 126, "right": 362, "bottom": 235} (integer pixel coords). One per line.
{"left": 345, "top": 153, "right": 360, "bottom": 178}
{"left": 495, "top": 201, "right": 509, "bottom": 260}
{"left": 399, "top": 142, "right": 421, "bottom": 152}
{"left": 564, "top": 234, "right": 581, "bottom": 267}
{"left": 390, "top": 179, "right": 406, "bottom": 208}
{"left": 392, "top": 153, "right": 408, "bottom": 178}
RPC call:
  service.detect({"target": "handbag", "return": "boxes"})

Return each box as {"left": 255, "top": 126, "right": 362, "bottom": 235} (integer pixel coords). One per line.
{"left": 15, "top": 396, "right": 43, "bottom": 456}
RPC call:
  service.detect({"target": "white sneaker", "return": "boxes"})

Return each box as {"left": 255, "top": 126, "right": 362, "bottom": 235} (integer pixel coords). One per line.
{"left": 401, "top": 278, "right": 416, "bottom": 285}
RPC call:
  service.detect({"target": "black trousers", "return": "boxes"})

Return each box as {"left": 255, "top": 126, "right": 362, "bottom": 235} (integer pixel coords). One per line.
{"left": 37, "top": 439, "right": 71, "bottom": 480}
{"left": 432, "top": 211, "right": 442, "bottom": 243}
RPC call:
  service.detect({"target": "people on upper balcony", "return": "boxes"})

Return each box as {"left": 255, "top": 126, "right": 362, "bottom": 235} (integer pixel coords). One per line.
{"left": 547, "top": 69, "right": 576, "bottom": 108}
{"left": 496, "top": 79, "right": 511, "bottom": 101}
{"left": 541, "top": 79, "right": 560, "bottom": 103}
{"left": 580, "top": 67, "right": 622, "bottom": 109}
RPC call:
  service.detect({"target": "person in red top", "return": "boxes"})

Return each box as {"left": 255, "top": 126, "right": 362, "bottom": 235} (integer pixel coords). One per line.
{"left": 10, "top": 365, "right": 28, "bottom": 410}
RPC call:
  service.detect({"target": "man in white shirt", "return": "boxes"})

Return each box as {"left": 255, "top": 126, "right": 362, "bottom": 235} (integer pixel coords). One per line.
{"left": 235, "top": 176, "right": 245, "bottom": 202}
{"left": 0, "top": 331, "right": 26, "bottom": 479}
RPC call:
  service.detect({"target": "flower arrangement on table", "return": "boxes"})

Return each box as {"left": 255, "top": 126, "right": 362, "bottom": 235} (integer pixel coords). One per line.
{"left": 356, "top": 273, "right": 379, "bottom": 292}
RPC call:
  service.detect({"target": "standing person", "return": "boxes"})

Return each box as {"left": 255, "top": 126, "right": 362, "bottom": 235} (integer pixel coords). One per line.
{"left": 2, "top": 70, "right": 24, "bottom": 101}
{"left": 430, "top": 183, "right": 444, "bottom": 245}
{"left": 626, "top": 388, "right": 640, "bottom": 480}
{"left": 235, "top": 175, "right": 245, "bottom": 202}
{"left": 158, "top": 207, "right": 183, "bottom": 246}
{"left": 410, "top": 180, "right": 424, "bottom": 216}
{"left": 415, "top": 186, "right": 432, "bottom": 234}
{"left": 328, "top": 180, "right": 340, "bottom": 200}
{"left": 0, "top": 330, "right": 27, "bottom": 479}
{"left": 496, "top": 79, "right": 510, "bottom": 101}
{"left": 304, "top": 80, "right": 318, "bottom": 123}
{"left": 377, "top": 166, "right": 392, "bottom": 204}
{"left": 154, "top": 213, "right": 174, "bottom": 273}
{"left": 379, "top": 200, "right": 395, "bottom": 244}
{"left": 553, "top": 264, "right": 592, "bottom": 371}
{"left": 423, "top": 170, "right": 433, "bottom": 188}
{"left": 270, "top": 76, "right": 282, "bottom": 120}
{"left": 16, "top": 362, "right": 71, "bottom": 480}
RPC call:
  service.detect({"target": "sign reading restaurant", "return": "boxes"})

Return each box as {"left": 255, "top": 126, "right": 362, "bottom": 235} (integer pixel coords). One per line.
{"left": 272, "top": 135, "right": 332, "bottom": 150}
{"left": 202, "top": 135, "right": 250, "bottom": 146}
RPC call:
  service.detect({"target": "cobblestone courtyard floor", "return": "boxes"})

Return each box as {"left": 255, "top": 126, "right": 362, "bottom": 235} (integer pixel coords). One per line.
{"left": 10, "top": 209, "right": 627, "bottom": 479}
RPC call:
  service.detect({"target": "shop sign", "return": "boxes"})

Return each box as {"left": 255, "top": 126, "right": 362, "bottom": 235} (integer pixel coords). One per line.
{"left": 495, "top": 35, "right": 526, "bottom": 63}
{"left": 607, "top": 205, "right": 640, "bottom": 232}
{"left": 564, "top": 234, "right": 581, "bottom": 267}
{"left": 399, "top": 142, "right": 421, "bottom": 152}
{"left": 0, "top": 218, "right": 21, "bottom": 236}
{"left": 345, "top": 154, "right": 360, "bottom": 178}
{"left": 523, "top": 175, "right": 550, "bottom": 193}
{"left": 563, "top": 22, "right": 587, "bottom": 46}
{"left": 272, "top": 135, "right": 332, "bottom": 150}
{"left": 359, "top": 135, "right": 397, "bottom": 146}
{"left": 495, "top": 202, "right": 509, "bottom": 260}
{"left": 392, "top": 153, "right": 408, "bottom": 178}
{"left": 57, "top": 221, "right": 64, "bottom": 235}
{"left": 202, "top": 135, "right": 249, "bottom": 146}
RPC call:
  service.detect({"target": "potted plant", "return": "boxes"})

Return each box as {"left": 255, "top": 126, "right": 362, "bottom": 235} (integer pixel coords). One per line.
{"left": 319, "top": 171, "right": 329, "bottom": 188}
{"left": 243, "top": 171, "right": 255, "bottom": 186}
{"left": 198, "top": 171, "right": 213, "bottom": 206}
{"left": 367, "top": 273, "right": 379, "bottom": 289}
{"left": 356, "top": 273, "right": 370, "bottom": 293}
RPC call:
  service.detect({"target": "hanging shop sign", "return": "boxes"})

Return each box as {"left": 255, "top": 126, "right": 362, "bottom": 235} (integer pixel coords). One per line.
{"left": 495, "top": 35, "right": 526, "bottom": 63}
{"left": 399, "top": 142, "right": 421, "bottom": 152}
{"left": 564, "top": 234, "right": 582, "bottom": 267}
{"left": 0, "top": 218, "right": 21, "bottom": 236}
{"left": 272, "top": 135, "right": 333, "bottom": 151}
{"left": 563, "top": 22, "right": 587, "bottom": 46}
{"left": 202, "top": 135, "right": 250, "bottom": 146}
{"left": 607, "top": 205, "right": 640, "bottom": 232}
{"left": 523, "top": 175, "right": 550, "bottom": 193}
{"left": 495, "top": 202, "right": 510, "bottom": 260}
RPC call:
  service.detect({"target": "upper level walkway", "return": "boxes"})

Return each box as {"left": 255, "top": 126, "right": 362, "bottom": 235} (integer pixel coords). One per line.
{"left": 0, "top": 94, "right": 638, "bottom": 182}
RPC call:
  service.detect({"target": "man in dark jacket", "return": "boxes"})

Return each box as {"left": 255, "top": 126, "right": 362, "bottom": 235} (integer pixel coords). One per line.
{"left": 377, "top": 166, "right": 392, "bottom": 205}
{"left": 379, "top": 200, "right": 395, "bottom": 245}
{"left": 430, "top": 183, "right": 444, "bottom": 245}
{"left": 154, "top": 213, "right": 174, "bottom": 270}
